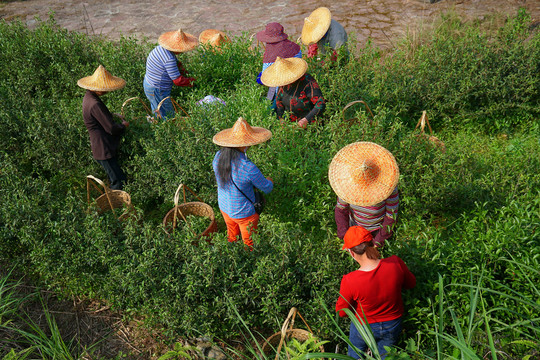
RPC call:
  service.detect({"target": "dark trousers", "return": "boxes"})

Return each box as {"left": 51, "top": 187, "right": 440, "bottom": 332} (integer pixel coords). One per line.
{"left": 96, "top": 157, "right": 126, "bottom": 190}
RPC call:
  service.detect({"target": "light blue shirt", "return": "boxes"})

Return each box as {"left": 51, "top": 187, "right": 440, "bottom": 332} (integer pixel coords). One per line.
{"left": 213, "top": 151, "right": 273, "bottom": 218}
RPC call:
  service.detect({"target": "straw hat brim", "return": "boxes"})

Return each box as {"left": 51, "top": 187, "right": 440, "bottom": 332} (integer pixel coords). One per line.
{"left": 199, "top": 29, "right": 229, "bottom": 45}
{"left": 261, "top": 57, "right": 308, "bottom": 87}
{"left": 301, "top": 7, "right": 332, "bottom": 45}
{"left": 328, "top": 142, "right": 399, "bottom": 206}
{"left": 159, "top": 31, "right": 198, "bottom": 52}
{"left": 77, "top": 72, "right": 126, "bottom": 92}
{"left": 212, "top": 126, "right": 272, "bottom": 147}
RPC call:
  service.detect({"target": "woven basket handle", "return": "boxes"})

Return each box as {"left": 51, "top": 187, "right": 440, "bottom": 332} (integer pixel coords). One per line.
{"left": 415, "top": 111, "right": 433, "bottom": 135}
{"left": 86, "top": 175, "right": 116, "bottom": 216}
{"left": 249, "top": 32, "right": 265, "bottom": 51}
{"left": 156, "top": 96, "right": 190, "bottom": 119}
{"left": 274, "top": 307, "right": 314, "bottom": 360}
{"left": 121, "top": 96, "right": 153, "bottom": 123}
{"left": 342, "top": 100, "right": 375, "bottom": 124}
{"left": 172, "top": 184, "right": 205, "bottom": 232}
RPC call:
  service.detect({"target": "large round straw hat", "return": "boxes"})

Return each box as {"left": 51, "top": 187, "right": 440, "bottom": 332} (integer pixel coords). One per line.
{"left": 159, "top": 28, "right": 198, "bottom": 53}
{"left": 77, "top": 65, "right": 126, "bottom": 92}
{"left": 260, "top": 57, "right": 308, "bottom": 87}
{"left": 213, "top": 117, "right": 272, "bottom": 147}
{"left": 199, "top": 29, "right": 229, "bottom": 47}
{"left": 301, "top": 7, "right": 332, "bottom": 45}
{"left": 329, "top": 142, "right": 399, "bottom": 206}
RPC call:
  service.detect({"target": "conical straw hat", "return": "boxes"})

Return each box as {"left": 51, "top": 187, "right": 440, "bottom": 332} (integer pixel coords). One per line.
{"left": 77, "top": 65, "right": 126, "bottom": 92}
{"left": 159, "top": 28, "right": 198, "bottom": 52}
{"left": 199, "top": 29, "right": 229, "bottom": 47}
{"left": 301, "top": 7, "right": 332, "bottom": 45}
{"left": 329, "top": 142, "right": 399, "bottom": 206}
{"left": 213, "top": 117, "right": 272, "bottom": 147}
{"left": 260, "top": 57, "right": 308, "bottom": 87}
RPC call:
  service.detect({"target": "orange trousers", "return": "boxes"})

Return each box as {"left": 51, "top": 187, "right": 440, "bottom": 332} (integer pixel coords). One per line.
{"left": 221, "top": 211, "right": 259, "bottom": 248}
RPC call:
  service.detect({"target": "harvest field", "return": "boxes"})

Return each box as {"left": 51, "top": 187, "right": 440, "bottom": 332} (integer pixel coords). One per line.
{"left": 0, "top": 9, "right": 539, "bottom": 360}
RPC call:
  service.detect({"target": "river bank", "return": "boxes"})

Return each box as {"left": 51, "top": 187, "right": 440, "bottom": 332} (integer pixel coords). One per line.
{"left": 1, "top": 0, "right": 539, "bottom": 48}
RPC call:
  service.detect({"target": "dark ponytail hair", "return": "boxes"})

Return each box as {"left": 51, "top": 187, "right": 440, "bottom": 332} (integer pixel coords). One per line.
{"left": 217, "top": 147, "right": 243, "bottom": 184}
{"left": 349, "top": 240, "right": 380, "bottom": 260}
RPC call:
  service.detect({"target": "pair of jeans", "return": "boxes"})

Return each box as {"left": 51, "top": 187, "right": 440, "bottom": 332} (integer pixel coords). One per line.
{"left": 347, "top": 317, "right": 402, "bottom": 359}
{"left": 96, "top": 157, "right": 126, "bottom": 190}
{"left": 143, "top": 78, "right": 174, "bottom": 120}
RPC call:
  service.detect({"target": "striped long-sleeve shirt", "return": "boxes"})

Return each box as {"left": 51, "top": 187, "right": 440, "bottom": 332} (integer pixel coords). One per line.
{"left": 144, "top": 45, "right": 181, "bottom": 90}
{"left": 213, "top": 151, "right": 273, "bottom": 219}
{"left": 335, "top": 187, "right": 399, "bottom": 239}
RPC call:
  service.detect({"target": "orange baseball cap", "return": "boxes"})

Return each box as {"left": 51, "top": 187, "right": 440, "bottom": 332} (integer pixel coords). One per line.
{"left": 342, "top": 226, "right": 373, "bottom": 250}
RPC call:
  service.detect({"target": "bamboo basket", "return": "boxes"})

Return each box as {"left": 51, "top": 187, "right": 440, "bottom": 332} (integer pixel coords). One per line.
{"left": 162, "top": 184, "right": 217, "bottom": 239}
{"left": 86, "top": 175, "right": 134, "bottom": 221}
{"left": 121, "top": 96, "right": 154, "bottom": 124}
{"left": 156, "top": 96, "right": 190, "bottom": 120}
{"left": 415, "top": 111, "right": 446, "bottom": 152}
{"left": 249, "top": 32, "right": 265, "bottom": 53}
{"left": 341, "top": 100, "right": 381, "bottom": 141}
{"left": 342, "top": 100, "right": 375, "bottom": 125}
{"left": 261, "top": 307, "right": 325, "bottom": 360}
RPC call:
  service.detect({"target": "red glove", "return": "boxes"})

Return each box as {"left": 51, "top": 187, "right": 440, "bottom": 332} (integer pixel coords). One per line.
{"left": 307, "top": 43, "right": 318, "bottom": 58}
{"left": 173, "top": 76, "right": 195, "bottom": 87}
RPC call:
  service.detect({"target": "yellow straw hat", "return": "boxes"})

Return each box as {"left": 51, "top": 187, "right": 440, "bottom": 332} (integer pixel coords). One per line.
{"left": 213, "top": 117, "right": 272, "bottom": 148}
{"left": 77, "top": 65, "right": 126, "bottom": 92}
{"left": 301, "top": 7, "right": 332, "bottom": 45}
{"left": 158, "top": 28, "right": 198, "bottom": 53}
{"left": 260, "top": 57, "right": 308, "bottom": 87}
{"left": 199, "top": 29, "right": 230, "bottom": 47}
{"left": 328, "top": 142, "right": 399, "bottom": 206}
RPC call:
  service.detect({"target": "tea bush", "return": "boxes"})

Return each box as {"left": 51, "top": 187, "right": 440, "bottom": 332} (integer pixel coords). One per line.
{"left": 1, "top": 10, "right": 539, "bottom": 358}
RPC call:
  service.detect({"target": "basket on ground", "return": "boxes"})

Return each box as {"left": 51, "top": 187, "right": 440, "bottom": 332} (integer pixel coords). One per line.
{"left": 121, "top": 96, "right": 154, "bottom": 124}
{"left": 162, "top": 184, "right": 217, "bottom": 239}
{"left": 415, "top": 111, "right": 446, "bottom": 152}
{"left": 261, "top": 307, "right": 325, "bottom": 359}
{"left": 86, "top": 175, "right": 134, "bottom": 221}
{"left": 156, "top": 96, "right": 190, "bottom": 122}
{"left": 342, "top": 99, "right": 375, "bottom": 125}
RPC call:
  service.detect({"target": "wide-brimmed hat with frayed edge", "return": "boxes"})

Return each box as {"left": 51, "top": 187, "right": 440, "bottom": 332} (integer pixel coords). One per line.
{"left": 158, "top": 28, "right": 198, "bottom": 53}
{"left": 213, "top": 117, "right": 272, "bottom": 148}
{"left": 256, "top": 22, "right": 288, "bottom": 44}
{"left": 329, "top": 142, "right": 399, "bottom": 206}
{"left": 260, "top": 57, "right": 308, "bottom": 87}
{"left": 199, "top": 29, "right": 230, "bottom": 47}
{"left": 301, "top": 7, "right": 332, "bottom": 45}
{"left": 77, "top": 65, "right": 126, "bottom": 92}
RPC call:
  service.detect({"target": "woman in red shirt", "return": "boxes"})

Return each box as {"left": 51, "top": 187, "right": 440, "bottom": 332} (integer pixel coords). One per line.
{"left": 336, "top": 226, "right": 416, "bottom": 359}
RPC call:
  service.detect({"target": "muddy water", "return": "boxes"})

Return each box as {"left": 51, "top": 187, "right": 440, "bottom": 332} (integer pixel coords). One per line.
{"left": 1, "top": 0, "right": 539, "bottom": 48}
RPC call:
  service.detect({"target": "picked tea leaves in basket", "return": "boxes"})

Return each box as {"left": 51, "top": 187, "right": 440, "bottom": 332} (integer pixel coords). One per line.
{"left": 162, "top": 184, "right": 217, "bottom": 240}
{"left": 262, "top": 307, "right": 325, "bottom": 360}
{"left": 86, "top": 175, "right": 134, "bottom": 221}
